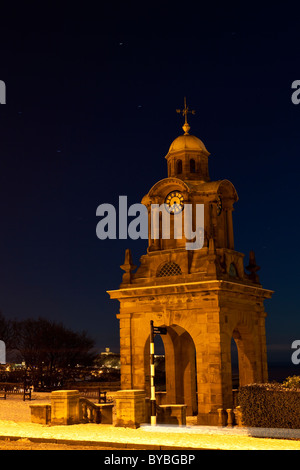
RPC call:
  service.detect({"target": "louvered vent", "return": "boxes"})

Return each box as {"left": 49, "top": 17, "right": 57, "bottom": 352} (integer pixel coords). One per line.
{"left": 156, "top": 262, "right": 182, "bottom": 277}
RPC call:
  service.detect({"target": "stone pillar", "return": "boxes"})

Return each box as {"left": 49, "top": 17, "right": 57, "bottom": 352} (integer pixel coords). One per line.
{"left": 114, "top": 389, "right": 146, "bottom": 428}
{"left": 217, "top": 408, "right": 227, "bottom": 427}
{"left": 227, "top": 408, "right": 235, "bottom": 427}
{"left": 150, "top": 200, "right": 161, "bottom": 251}
{"left": 258, "top": 311, "right": 269, "bottom": 382}
{"left": 182, "top": 333, "right": 197, "bottom": 415}
{"left": 196, "top": 313, "right": 233, "bottom": 426}
{"left": 226, "top": 207, "right": 234, "bottom": 249}
{"left": 118, "top": 313, "right": 133, "bottom": 389}
{"left": 51, "top": 390, "right": 80, "bottom": 425}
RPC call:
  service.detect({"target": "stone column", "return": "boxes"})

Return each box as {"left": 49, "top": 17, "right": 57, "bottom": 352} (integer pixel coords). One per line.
{"left": 226, "top": 208, "right": 234, "bottom": 250}
{"left": 150, "top": 201, "right": 161, "bottom": 251}
{"left": 118, "top": 313, "right": 133, "bottom": 390}
{"left": 258, "top": 310, "right": 268, "bottom": 383}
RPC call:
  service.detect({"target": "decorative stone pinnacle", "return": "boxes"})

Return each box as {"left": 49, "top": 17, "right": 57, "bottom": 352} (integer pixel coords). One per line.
{"left": 246, "top": 250, "right": 260, "bottom": 273}
{"left": 120, "top": 248, "right": 136, "bottom": 273}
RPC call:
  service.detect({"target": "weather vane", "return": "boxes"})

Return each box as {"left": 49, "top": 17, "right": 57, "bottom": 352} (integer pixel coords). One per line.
{"left": 176, "top": 97, "right": 195, "bottom": 135}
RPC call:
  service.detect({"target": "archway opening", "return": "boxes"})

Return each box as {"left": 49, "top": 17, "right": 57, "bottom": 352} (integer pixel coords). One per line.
{"left": 143, "top": 324, "right": 197, "bottom": 416}
{"left": 231, "top": 337, "right": 239, "bottom": 389}
{"left": 163, "top": 325, "right": 197, "bottom": 416}
{"left": 154, "top": 334, "right": 166, "bottom": 392}
{"left": 232, "top": 324, "right": 257, "bottom": 387}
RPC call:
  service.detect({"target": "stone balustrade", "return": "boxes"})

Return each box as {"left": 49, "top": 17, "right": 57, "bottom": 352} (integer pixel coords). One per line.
{"left": 30, "top": 390, "right": 114, "bottom": 425}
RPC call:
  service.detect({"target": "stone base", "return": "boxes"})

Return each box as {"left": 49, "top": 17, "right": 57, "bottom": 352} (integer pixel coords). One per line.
{"left": 197, "top": 411, "right": 219, "bottom": 426}
{"left": 51, "top": 390, "right": 80, "bottom": 425}
{"left": 30, "top": 404, "right": 51, "bottom": 424}
{"left": 114, "top": 389, "right": 146, "bottom": 428}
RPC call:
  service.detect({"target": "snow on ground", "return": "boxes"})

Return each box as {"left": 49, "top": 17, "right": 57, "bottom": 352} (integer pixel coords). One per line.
{"left": 0, "top": 393, "right": 51, "bottom": 422}
{"left": 1, "top": 393, "right": 300, "bottom": 450}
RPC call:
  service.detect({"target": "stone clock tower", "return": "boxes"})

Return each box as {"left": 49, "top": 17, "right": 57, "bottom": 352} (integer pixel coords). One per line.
{"left": 108, "top": 99, "right": 273, "bottom": 425}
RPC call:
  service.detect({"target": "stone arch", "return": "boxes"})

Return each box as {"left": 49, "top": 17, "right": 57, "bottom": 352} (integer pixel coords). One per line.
{"left": 217, "top": 179, "right": 239, "bottom": 202}
{"left": 228, "top": 262, "right": 238, "bottom": 277}
{"left": 146, "top": 177, "right": 190, "bottom": 199}
{"left": 229, "top": 318, "right": 259, "bottom": 387}
{"left": 143, "top": 324, "right": 197, "bottom": 415}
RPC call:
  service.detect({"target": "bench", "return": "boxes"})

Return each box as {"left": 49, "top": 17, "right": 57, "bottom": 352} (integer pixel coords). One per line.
{"left": 0, "top": 383, "right": 32, "bottom": 401}
{"left": 157, "top": 404, "right": 187, "bottom": 426}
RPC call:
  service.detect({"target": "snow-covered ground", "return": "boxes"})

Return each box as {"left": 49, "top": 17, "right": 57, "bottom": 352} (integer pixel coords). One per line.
{"left": 0, "top": 393, "right": 300, "bottom": 450}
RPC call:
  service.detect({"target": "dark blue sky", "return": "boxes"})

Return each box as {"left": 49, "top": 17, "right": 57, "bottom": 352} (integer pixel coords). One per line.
{"left": 0, "top": 2, "right": 299, "bottom": 365}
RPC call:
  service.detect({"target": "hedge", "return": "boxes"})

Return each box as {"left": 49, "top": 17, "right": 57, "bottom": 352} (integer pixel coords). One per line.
{"left": 238, "top": 383, "right": 300, "bottom": 429}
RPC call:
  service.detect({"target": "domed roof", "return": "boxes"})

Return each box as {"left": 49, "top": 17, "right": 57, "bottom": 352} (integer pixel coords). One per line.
{"left": 167, "top": 134, "right": 209, "bottom": 156}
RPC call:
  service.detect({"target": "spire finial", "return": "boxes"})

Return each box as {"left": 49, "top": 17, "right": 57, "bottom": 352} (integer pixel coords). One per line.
{"left": 176, "top": 97, "right": 195, "bottom": 135}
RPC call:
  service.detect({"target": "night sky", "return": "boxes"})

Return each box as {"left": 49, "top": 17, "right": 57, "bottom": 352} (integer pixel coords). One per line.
{"left": 0, "top": 2, "right": 300, "bottom": 366}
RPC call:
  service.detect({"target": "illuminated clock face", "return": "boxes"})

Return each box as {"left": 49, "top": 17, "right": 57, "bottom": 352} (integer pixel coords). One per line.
{"left": 165, "top": 191, "right": 184, "bottom": 214}
{"left": 216, "top": 196, "right": 222, "bottom": 216}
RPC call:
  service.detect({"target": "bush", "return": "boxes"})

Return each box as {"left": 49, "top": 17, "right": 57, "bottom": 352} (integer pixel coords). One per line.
{"left": 282, "top": 375, "right": 300, "bottom": 390}
{"left": 238, "top": 383, "right": 300, "bottom": 429}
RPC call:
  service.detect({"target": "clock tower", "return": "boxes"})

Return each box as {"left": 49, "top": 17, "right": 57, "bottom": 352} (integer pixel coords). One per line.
{"left": 108, "top": 99, "right": 273, "bottom": 425}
